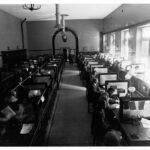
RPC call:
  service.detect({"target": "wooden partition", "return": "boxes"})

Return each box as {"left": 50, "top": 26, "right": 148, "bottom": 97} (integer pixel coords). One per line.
{"left": 1, "top": 49, "right": 27, "bottom": 68}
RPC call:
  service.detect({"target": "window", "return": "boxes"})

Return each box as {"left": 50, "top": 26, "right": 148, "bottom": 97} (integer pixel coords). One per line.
{"left": 137, "top": 25, "right": 150, "bottom": 84}
{"left": 103, "top": 34, "right": 106, "bottom": 51}
{"left": 121, "top": 29, "right": 130, "bottom": 60}
{"left": 103, "top": 34, "right": 110, "bottom": 53}
{"left": 141, "top": 27, "right": 150, "bottom": 59}
{"left": 110, "top": 32, "right": 115, "bottom": 56}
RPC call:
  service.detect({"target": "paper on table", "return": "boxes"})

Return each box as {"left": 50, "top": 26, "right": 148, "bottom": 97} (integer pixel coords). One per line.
{"left": 141, "top": 118, "right": 150, "bottom": 128}
{"left": 28, "top": 90, "right": 41, "bottom": 98}
{"left": 110, "top": 104, "right": 120, "bottom": 109}
{"left": 1, "top": 106, "right": 16, "bottom": 119}
{"left": 20, "top": 123, "right": 34, "bottom": 134}
{"left": 40, "top": 95, "right": 45, "bottom": 102}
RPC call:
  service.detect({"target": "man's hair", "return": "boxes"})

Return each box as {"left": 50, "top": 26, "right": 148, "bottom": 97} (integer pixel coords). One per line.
{"left": 104, "top": 130, "right": 122, "bottom": 146}
{"left": 107, "top": 87, "right": 115, "bottom": 93}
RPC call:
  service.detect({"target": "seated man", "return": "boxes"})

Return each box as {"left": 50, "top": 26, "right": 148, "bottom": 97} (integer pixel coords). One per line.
{"left": 92, "top": 93, "right": 122, "bottom": 146}
{"left": 15, "top": 101, "right": 35, "bottom": 123}
{"left": 91, "top": 96, "right": 112, "bottom": 145}
{"left": 103, "top": 129, "right": 122, "bottom": 146}
{"left": 107, "top": 87, "right": 120, "bottom": 110}
{"left": 91, "top": 78, "right": 104, "bottom": 110}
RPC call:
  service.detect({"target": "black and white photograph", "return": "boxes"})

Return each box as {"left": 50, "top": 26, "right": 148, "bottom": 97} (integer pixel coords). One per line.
{"left": 0, "top": 0, "right": 150, "bottom": 147}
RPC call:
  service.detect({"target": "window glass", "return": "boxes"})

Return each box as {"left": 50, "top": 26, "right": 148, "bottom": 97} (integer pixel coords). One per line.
{"left": 121, "top": 29, "right": 129, "bottom": 60}
{"left": 137, "top": 25, "right": 150, "bottom": 83}
{"left": 110, "top": 32, "right": 115, "bottom": 56}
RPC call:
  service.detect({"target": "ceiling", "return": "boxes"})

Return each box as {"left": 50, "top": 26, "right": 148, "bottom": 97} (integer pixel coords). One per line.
{"left": 0, "top": 4, "right": 122, "bottom": 21}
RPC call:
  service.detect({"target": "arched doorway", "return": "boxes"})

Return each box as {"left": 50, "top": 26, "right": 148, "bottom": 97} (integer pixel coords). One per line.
{"left": 52, "top": 27, "right": 79, "bottom": 58}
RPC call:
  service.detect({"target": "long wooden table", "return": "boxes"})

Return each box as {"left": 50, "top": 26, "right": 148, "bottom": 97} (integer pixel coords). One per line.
{"left": 120, "top": 121, "right": 150, "bottom": 146}
{"left": 119, "top": 91, "right": 150, "bottom": 146}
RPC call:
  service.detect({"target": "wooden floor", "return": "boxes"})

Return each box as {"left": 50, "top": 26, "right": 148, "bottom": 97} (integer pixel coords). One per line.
{"left": 47, "top": 63, "right": 93, "bottom": 146}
